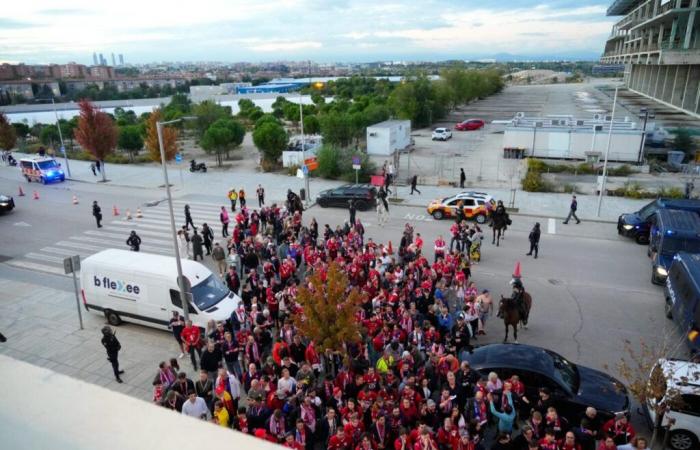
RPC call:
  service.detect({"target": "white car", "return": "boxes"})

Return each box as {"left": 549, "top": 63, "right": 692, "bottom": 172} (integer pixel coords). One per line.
{"left": 645, "top": 359, "right": 700, "bottom": 450}
{"left": 431, "top": 127, "right": 452, "bottom": 141}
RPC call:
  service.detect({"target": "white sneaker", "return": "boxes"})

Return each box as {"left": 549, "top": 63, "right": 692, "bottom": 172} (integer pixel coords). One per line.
{"left": 178, "top": 353, "right": 185, "bottom": 359}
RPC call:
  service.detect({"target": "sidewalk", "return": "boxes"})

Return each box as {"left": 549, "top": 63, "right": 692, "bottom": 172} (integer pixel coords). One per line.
{"left": 6, "top": 152, "right": 649, "bottom": 222}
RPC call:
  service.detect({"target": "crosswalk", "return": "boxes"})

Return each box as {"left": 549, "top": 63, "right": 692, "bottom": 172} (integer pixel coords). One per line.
{"left": 5, "top": 200, "right": 228, "bottom": 276}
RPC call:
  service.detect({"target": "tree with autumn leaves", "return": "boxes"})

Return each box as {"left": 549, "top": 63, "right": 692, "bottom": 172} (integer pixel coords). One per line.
{"left": 144, "top": 108, "right": 179, "bottom": 162}
{"left": 0, "top": 112, "right": 17, "bottom": 151}
{"left": 292, "top": 262, "right": 364, "bottom": 355}
{"left": 74, "top": 100, "right": 118, "bottom": 182}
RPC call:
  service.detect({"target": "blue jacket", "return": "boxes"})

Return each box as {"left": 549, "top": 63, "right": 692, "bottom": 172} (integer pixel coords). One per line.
{"left": 489, "top": 401, "right": 516, "bottom": 433}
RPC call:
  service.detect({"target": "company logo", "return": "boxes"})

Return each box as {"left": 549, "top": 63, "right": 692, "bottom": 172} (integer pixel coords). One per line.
{"left": 94, "top": 276, "right": 141, "bottom": 297}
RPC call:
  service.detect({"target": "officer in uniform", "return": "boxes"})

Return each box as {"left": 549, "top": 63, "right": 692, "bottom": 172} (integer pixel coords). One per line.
{"left": 101, "top": 326, "right": 124, "bottom": 383}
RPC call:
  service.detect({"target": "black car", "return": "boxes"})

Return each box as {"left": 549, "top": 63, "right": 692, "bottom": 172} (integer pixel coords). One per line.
{"left": 461, "top": 343, "right": 629, "bottom": 422}
{"left": 317, "top": 184, "right": 377, "bottom": 211}
{"left": 0, "top": 194, "right": 15, "bottom": 213}
{"left": 618, "top": 198, "right": 700, "bottom": 244}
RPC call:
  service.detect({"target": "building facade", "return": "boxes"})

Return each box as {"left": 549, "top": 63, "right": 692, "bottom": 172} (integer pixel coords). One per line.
{"left": 601, "top": 0, "right": 700, "bottom": 117}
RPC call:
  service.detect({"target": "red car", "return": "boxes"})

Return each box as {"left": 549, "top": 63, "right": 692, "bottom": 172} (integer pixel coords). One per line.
{"left": 455, "top": 119, "right": 485, "bottom": 131}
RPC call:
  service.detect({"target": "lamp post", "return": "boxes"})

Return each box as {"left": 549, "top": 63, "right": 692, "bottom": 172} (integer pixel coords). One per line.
{"left": 636, "top": 107, "right": 655, "bottom": 164}
{"left": 298, "top": 88, "right": 309, "bottom": 205}
{"left": 157, "top": 116, "right": 196, "bottom": 322}
{"left": 596, "top": 85, "right": 619, "bottom": 217}
{"left": 51, "top": 98, "right": 71, "bottom": 177}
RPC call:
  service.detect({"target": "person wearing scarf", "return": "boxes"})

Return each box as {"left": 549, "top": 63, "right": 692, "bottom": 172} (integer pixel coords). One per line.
{"left": 268, "top": 408, "right": 287, "bottom": 442}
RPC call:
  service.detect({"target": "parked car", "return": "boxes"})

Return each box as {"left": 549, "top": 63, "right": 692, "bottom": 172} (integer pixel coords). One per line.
{"left": 431, "top": 128, "right": 452, "bottom": 141}
{"left": 644, "top": 358, "right": 700, "bottom": 450}
{"left": 649, "top": 209, "right": 700, "bottom": 285}
{"left": 455, "top": 119, "right": 485, "bottom": 131}
{"left": 427, "top": 191, "right": 494, "bottom": 223}
{"left": 664, "top": 252, "right": 700, "bottom": 353}
{"left": 0, "top": 194, "right": 15, "bottom": 213}
{"left": 316, "top": 184, "right": 377, "bottom": 211}
{"left": 461, "top": 343, "right": 630, "bottom": 423}
{"left": 618, "top": 198, "right": 700, "bottom": 244}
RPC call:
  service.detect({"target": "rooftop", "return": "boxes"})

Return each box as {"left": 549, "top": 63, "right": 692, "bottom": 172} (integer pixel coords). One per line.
{"left": 607, "top": 0, "right": 642, "bottom": 16}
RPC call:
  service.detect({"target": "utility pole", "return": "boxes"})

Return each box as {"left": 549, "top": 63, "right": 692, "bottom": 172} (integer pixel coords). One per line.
{"left": 636, "top": 107, "right": 654, "bottom": 164}
{"left": 597, "top": 85, "right": 619, "bottom": 217}
{"left": 52, "top": 98, "right": 71, "bottom": 177}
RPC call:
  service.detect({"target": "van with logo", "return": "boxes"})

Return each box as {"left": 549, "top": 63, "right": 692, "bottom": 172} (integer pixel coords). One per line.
{"left": 80, "top": 249, "right": 240, "bottom": 330}
{"left": 19, "top": 156, "right": 65, "bottom": 184}
{"left": 664, "top": 252, "right": 700, "bottom": 354}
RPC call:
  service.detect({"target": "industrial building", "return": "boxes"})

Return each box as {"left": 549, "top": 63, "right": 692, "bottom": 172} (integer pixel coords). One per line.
{"left": 366, "top": 120, "right": 411, "bottom": 156}
{"left": 601, "top": 0, "right": 700, "bottom": 117}
{"left": 502, "top": 114, "right": 644, "bottom": 162}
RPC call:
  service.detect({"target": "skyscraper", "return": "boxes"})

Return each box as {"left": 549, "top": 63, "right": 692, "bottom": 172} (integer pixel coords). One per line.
{"left": 111, "top": 53, "right": 116, "bottom": 66}
{"left": 92, "top": 52, "right": 98, "bottom": 65}
{"left": 119, "top": 54, "right": 124, "bottom": 66}
{"left": 99, "top": 53, "right": 106, "bottom": 65}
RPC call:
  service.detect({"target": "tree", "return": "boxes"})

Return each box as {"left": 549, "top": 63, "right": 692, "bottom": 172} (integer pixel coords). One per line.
{"left": 0, "top": 112, "right": 17, "bottom": 151}
{"left": 320, "top": 112, "right": 354, "bottom": 148}
{"left": 255, "top": 114, "right": 281, "bottom": 129}
{"left": 237, "top": 98, "right": 256, "bottom": 117}
{"left": 145, "top": 108, "right": 179, "bottom": 162}
{"left": 39, "top": 125, "right": 60, "bottom": 148}
{"left": 253, "top": 121, "right": 287, "bottom": 165}
{"left": 192, "top": 100, "right": 231, "bottom": 137}
{"left": 283, "top": 102, "right": 300, "bottom": 123}
{"left": 118, "top": 125, "right": 144, "bottom": 161}
{"left": 201, "top": 118, "right": 246, "bottom": 166}
{"left": 303, "top": 115, "right": 320, "bottom": 135}
{"left": 74, "top": 99, "right": 118, "bottom": 182}
{"left": 292, "top": 262, "right": 364, "bottom": 354}
{"left": 673, "top": 128, "right": 695, "bottom": 160}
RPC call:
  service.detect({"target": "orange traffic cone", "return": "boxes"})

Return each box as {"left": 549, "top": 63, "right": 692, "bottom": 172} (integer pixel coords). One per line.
{"left": 18, "top": 186, "right": 25, "bottom": 196}
{"left": 136, "top": 207, "right": 142, "bottom": 218}
{"left": 33, "top": 191, "right": 39, "bottom": 200}
{"left": 126, "top": 209, "right": 132, "bottom": 220}
{"left": 72, "top": 194, "right": 79, "bottom": 205}
{"left": 387, "top": 240, "right": 394, "bottom": 255}
{"left": 113, "top": 205, "right": 119, "bottom": 216}
{"left": 513, "top": 261, "right": 522, "bottom": 279}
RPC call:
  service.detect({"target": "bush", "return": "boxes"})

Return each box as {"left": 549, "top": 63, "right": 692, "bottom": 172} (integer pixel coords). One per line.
{"left": 316, "top": 145, "right": 342, "bottom": 179}
{"left": 104, "top": 152, "right": 130, "bottom": 164}
{"left": 260, "top": 158, "right": 281, "bottom": 172}
{"left": 657, "top": 186, "right": 684, "bottom": 199}
{"left": 287, "top": 164, "right": 300, "bottom": 176}
{"left": 527, "top": 158, "right": 547, "bottom": 172}
{"left": 522, "top": 170, "right": 554, "bottom": 192}
{"left": 608, "top": 165, "right": 633, "bottom": 177}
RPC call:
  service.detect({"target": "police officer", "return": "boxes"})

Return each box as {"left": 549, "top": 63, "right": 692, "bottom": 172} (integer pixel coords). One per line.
{"left": 511, "top": 278, "right": 528, "bottom": 322}
{"left": 348, "top": 200, "right": 357, "bottom": 226}
{"left": 92, "top": 201, "right": 103, "bottom": 228}
{"left": 101, "top": 326, "right": 124, "bottom": 383}
{"left": 126, "top": 230, "right": 141, "bottom": 252}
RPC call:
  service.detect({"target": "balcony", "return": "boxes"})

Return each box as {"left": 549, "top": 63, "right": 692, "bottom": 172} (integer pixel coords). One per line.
{"left": 659, "top": 46, "right": 700, "bottom": 64}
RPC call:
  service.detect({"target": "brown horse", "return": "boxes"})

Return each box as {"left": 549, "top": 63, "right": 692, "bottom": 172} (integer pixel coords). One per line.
{"left": 498, "top": 293, "right": 533, "bottom": 343}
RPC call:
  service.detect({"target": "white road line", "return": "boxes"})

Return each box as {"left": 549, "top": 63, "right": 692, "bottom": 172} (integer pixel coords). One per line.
{"left": 42, "top": 246, "right": 88, "bottom": 257}
{"left": 71, "top": 236, "right": 172, "bottom": 253}
{"left": 548, "top": 218, "right": 556, "bottom": 234}
{"left": 55, "top": 240, "right": 111, "bottom": 252}
{"left": 25, "top": 252, "right": 65, "bottom": 264}
{"left": 108, "top": 221, "right": 175, "bottom": 231}
{"left": 4, "top": 260, "right": 66, "bottom": 276}
{"left": 93, "top": 228, "right": 172, "bottom": 240}
{"left": 84, "top": 230, "right": 173, "bottom": 246}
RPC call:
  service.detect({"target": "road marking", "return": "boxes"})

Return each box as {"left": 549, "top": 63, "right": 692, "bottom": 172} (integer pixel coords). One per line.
{"left": 548, "top": 218, "right": 556, "bottom": 235}
{"left": 56, "top": 240, "right": 110, "bottom": 252}
{"left": 42, "top": 246, "right": 87, "bottom": 257}
{"left": 4, "top": 260, "right": 66, "bottom": 276}
{"left": 84, "top": 230, "right": 172, "bottom": 246}
{"left": 24, "top": 252, "right": 65, "bottom": 264}
{"left": 404, "top": 213, "right": 434, "bottom": 222}
{"left": 13, "top": 222, "right": 31, "bottom": 227}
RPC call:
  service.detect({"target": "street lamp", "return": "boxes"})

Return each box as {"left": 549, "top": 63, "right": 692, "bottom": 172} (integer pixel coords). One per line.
{"left": 157, "top": 116, "right": 196, "bottom": 322}
{"left": 637, "top": 107, "right": 655, "bottom": 164}
{"left": 596, "top": 85, "right": 619, "bottom": 217}
{"left": 51, "top": 97, "right": 71, "bottom": 177}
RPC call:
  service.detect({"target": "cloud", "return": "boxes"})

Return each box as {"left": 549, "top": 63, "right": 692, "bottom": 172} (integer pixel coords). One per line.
{"left": 37, "top": 8, "right": 92, "bottom": 15}
{"left": 249, "top": 41, "right": 322, "bottom": 52}
{"left": 0, "top": 18, "right": 38, "bottom": 29}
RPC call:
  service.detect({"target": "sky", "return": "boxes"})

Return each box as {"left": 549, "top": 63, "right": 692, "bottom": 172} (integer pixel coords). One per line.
{"left": 0, "top": 0, "right": 617, "bottom": 64}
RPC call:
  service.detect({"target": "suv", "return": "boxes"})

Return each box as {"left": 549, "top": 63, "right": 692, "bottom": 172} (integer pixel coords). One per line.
{"left": 432, "top": 128, "right": 452, "bottom": 141}
{"left": 427, "top": 191, "right": 495, "bottom": 223}
{"left": 618, "top": 199, "right": 700, "bottom": 244}
{"left": 645, "top": 359, "right": 700, "bottom": 450}
{"left": 316, "top": 184, "right": 377, "bottom": 211}
{"left": 649, "top": 209, "right": 700, "bottom": 284}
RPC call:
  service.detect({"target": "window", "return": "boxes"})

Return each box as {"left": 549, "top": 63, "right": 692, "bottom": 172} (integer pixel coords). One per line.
{"left": 462, "top": 199, "right": 476, "bottom": 207}
{"left": 37, "top": 160, "right": 59, "bottom": 170}
{"left": 677, "top": 394, "right": 700, "bottom": 416}
{"left": 170, "top": 289, "right": 196, "bottom": 314}
{"left": 548, "top": 351, "right": 579, "bottom": 393}
{"left": 190, "top": 274, "right": 229, "bottom": 310}
{"left": 21, "top": 161, "right": 33, "bottom": 169}
{"left": 638, "top": 202, "right": 659, "bottom": 220}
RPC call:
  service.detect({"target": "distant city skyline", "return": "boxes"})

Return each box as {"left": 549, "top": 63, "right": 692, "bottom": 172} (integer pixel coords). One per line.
{"left": 0, "top": 0, "right": 615, "bottom": 64}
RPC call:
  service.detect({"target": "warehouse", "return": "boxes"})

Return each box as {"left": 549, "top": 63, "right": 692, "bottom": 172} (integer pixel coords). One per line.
{"left": 502, "top": 114, "right": 644, "bottom": 162}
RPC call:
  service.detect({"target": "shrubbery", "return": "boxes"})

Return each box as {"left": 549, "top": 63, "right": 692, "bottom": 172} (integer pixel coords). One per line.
{"left": 315, "top": 145, "right": 377, "bottom": 183}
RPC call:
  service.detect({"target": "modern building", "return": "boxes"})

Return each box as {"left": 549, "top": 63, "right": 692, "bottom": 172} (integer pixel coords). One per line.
{"left": 236, "top": 83, "right": 299, "bottom": 94}
{"left": 92, "top": 52, "right": 98, "bottom": 66}
{"left": 366, "top": 120, "right": 412, "bottom": 156}
{"left": 502, "top": 114, "right": 644, "bottom": 162}
{"left": 111, "top": 53, "right": 116, "bottom": 67}
{"left": 119, "top": 54, "right": 124, "bottom": 66}
{"left": 601, "top": 0, "right": 700, "bottom": 117}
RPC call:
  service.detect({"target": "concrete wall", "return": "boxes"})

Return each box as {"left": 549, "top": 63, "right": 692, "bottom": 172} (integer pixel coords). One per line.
{"left": 627, "top": 63, "right": 700, "bottom": 117}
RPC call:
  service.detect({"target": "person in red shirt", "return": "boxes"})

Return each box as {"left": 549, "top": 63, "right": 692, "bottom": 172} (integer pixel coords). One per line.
{"left": 329, "top": 428, "right": 353, "bottom": 450}
{"left": 602, "top": 414, "right": 635, "bottom": 446}
{"left": 283, "top": 432, "right": 304, "bottom": 449}
{"left": 433, "top": 235, "right": 446, "bottom": 262}
{"left": 181, "top": 320, "right": 202, "bottom": 370}
{"left": 436, "top": 418, "right": 459, "bottom": 450}
{"left": 561, "top": 432, "right": 581, "bottom": 450}
{"left": 539, "top": 429, "right": 561, "bottom": 450}
{"left": 413, "top": 428, "right": 438, "bottom": 450}
{"left": 394, "top": 428, "right": 410, "bottom": 450}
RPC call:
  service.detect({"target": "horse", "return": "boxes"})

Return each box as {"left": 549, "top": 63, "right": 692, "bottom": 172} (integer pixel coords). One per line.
{"left": 498, "top": 293, "right": 533, "bottom": 343}
{"left": 491, "top": 211, "right": 509, "bottom": 247}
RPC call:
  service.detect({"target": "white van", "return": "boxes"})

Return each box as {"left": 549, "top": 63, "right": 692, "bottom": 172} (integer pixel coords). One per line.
{"left": 80, "top": 249, "right": 240, "bottom": 330}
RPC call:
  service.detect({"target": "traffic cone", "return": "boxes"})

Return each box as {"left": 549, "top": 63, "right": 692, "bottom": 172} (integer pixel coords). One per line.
{"left": 513, "top": 261, "right": 522, "bottom": 279}
{"left": 33, "top": 191, "right": 39, "bottom": 200}
{"left": 113, "top": 205, "right": 119, "bottom": 216}
{"left": 136, "top": 207, "right": 142, "bottom": 218}
{"left": 18, "top": 186, "right": 25, "bottom": 197}
{"left": 72, "top": 194, "right": 79, "bottom": 205}
{"left": 126, "top": 209, "right": 132, "bottom": 220}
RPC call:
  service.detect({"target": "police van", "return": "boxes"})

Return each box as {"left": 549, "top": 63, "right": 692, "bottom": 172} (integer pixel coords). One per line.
{"left": 20, "top": 156, "right": 65, "bottom": 184}
{"left": 649, "top": 209, "right": 700, "bottom": 284}
{"left": 664, "top": 252, "right": 700, "bottom": 354}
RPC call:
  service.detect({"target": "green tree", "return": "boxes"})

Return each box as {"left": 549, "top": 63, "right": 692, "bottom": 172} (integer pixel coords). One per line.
{"left": 192, "top": 100, "right": 231, "bottom": 137}
{"left": 254, "top": 114, "right": 281, "bottom": 129}
{"left": 164, "top": 93, "right": 191, "bottom": 115}
{"left": 303, "top": 115, "right": 320, "bottom": 135}
{"left": 320, "top": 112, "right": 354, "bottom": 148}
{"left": 201, "top": 118, "right": 246, "bottom": 166}
{"left": 0, "top": 112, "right": 18, "bottom": 151}
{"left": 253, "top": 121, "right": 287, "bottom": 165}
{"left": 283, "top": 102, "right": 300, "bottom": 123}
{"left": 674, "top": 128, "right": 695, "bottom": 159}
{"left": 118, "top": 125, "right": 144, "bottom": 161}
{"left": 237, "top": 99, "right": 256, "bottom": 117}
{"left": 292, "top": 262, "right": 364, "bottom": 354}
{"left": 40, "top": 125, "right": 60, "bottom": 148}
{"left": 316, "top": 145, "right": 342, "bottom": 178}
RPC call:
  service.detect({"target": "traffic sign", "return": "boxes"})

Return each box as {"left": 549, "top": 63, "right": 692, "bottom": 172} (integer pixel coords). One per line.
{"left": 60, "top": 145, "right": 65, "bottom": 154}
{"left": 175, "top": 153, "right": 182, "bottom": 164}
{"left": 63, "top": 255, "right": 80, "bottom": 274}
{"left": 352, "top": 155, "right": 361, "bottom": 170}
{"left": 302, "top": 165, "right": 309, "bottom": 175}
